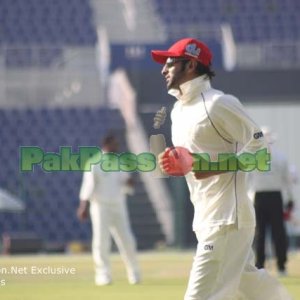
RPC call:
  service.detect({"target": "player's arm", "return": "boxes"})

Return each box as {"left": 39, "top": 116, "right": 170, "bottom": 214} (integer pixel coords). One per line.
{"left": 192, "top": 170, "right": 226, "bottom": 179}
{"left": 194, "top": 95, "right": 268, "bottom": 180}
{"left": 209, "top": 96, "right": 267, "bottom": 172}
{"left": 77, "top": 168, "right": 95, "bottom": 222}
{"left": 77, "top": 200, "right": 90, "bottom": 222}
{"left": 122, "top": 173, "right": 135, "bottom": 196}
{"left": 213, "top": 95, "right": 267, "bottom": 155}
{"left": 192, "top": 151, "right": 234, "bottom": 179}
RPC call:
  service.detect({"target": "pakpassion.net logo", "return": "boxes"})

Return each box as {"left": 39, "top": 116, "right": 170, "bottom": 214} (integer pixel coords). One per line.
{"left": 19, "top": 146, "right": 271, "bottom": 175}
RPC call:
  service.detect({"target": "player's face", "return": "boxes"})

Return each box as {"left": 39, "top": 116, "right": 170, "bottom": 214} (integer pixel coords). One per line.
{"left": 161, "top": 57, "right": 190, "bottom": 90}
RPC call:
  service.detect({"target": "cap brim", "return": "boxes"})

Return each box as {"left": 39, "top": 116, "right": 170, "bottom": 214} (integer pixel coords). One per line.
{"left": 151, "top": 50, "right": 180, "bottom": 64}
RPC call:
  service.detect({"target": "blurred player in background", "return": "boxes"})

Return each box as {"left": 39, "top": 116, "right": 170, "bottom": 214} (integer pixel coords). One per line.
{"left": 77, "top": 134, "right": 141, "bottom": 286}
{"left": 250, "top": 127, "right": 291, "bottom": 275}
{"left": 151, "top": 38, "right": 292, "bottom": 299}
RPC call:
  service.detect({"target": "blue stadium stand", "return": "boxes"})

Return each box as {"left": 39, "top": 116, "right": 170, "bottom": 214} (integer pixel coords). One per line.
{"left": 153, "top": 0, "right": 300, "bottom": 43}
{"left": 0, "top": 0, "right": 97, "bottom": 68}
{"left": 0, "top": 108, "right": 165, "bottom": 252}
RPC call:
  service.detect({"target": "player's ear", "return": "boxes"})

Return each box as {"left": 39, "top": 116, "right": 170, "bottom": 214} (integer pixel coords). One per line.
{"left": 186, "top": 60, "right": 197, "bottom": 73}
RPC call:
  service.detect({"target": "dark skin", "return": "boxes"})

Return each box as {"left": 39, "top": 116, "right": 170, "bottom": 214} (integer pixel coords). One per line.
{"left": 159, "top": 58, "right": 226, "bottom": 180}
{"left": 77, "top": 200, "right": 90, "bottom": 222}
{"left": 77, "top": 138, "right": 134, "bottom": 222}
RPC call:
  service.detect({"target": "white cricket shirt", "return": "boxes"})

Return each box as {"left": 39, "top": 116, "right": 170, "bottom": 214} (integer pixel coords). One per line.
{"left": 169, "top": 76, "right": 267, "bottom": 230}
{"left": 79, "top": 160, "right": 129, "bottom": 205}
{"left": 249, "top": 147, "right": 292, "bottom": 202}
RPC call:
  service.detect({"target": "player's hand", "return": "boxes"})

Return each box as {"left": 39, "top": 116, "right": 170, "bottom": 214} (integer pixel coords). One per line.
{"left": 158, "top": 147, "right": 193, "bottom": 176}
{"left": 126, "top": 177, "right": 134, "bottom": 187}
{"left": 158, "top": 148, "right": 171, "bottom": 175}
{"left": 77, "top": 201, "right": 90, "bottom": 222}
{"left": 124, "top": 177, "right": 135, "bottom": 196}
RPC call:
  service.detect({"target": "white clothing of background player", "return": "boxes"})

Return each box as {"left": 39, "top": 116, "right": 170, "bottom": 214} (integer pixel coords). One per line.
{"left": 77, "top": 134, "right": 141, "bottom": 286}
{"left": 151, "top": 38, "right": 292, "bottom": 299}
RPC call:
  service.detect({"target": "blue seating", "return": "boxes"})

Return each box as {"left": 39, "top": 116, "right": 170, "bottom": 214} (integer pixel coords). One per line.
{"left": 0, "top": 0, "right": 97, "bottom": 67}
{"left": 154, "top": 0, "right": 300, "bottom": 42}
{"left": 0, "top": 108, "right": 125, "bottom": 246}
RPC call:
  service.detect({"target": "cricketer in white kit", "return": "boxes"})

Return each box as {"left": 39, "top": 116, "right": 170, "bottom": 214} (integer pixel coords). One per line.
{"left": 77, "top": 135, "right": 140, "bottom": 286}
{"left": 151, "top": 38, "right": 292, "bottom": 300}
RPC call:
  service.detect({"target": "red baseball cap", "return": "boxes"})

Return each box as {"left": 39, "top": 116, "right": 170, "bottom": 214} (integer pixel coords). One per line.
{"left": 151, "top": 38, "right": 212, "bottom": 66}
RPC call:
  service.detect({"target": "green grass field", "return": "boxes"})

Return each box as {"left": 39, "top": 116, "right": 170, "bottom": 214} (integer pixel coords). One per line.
{"left": 0, "top": 251, "right": 299, "bottom": 299}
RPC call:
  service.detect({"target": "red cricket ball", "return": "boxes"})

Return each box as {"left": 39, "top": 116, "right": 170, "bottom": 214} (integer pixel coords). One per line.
{"left": 163, "top": 146, "right": 193, "bottom": 176}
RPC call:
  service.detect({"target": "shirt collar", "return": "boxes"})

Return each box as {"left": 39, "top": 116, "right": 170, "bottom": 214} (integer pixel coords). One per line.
{"left": 168, "top": 75, "right": 211, "bottom": 104}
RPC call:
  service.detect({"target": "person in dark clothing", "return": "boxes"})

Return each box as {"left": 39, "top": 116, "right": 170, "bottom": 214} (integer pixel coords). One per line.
{"left": 250, "top": 126, "right": 291, "bottom": 275}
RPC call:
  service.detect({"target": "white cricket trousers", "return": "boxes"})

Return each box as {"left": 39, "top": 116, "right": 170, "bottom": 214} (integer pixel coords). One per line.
{"left": 184, "top": 225, "right": 292, "bottom": 300}
{"left": 89, "top": 200, "right": 140, "bottom": 283}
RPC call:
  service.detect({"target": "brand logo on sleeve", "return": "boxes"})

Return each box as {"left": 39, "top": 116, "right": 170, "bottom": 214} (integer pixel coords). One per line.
{"left": 253, "top": 131, "right": 264, "bottom": 139}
